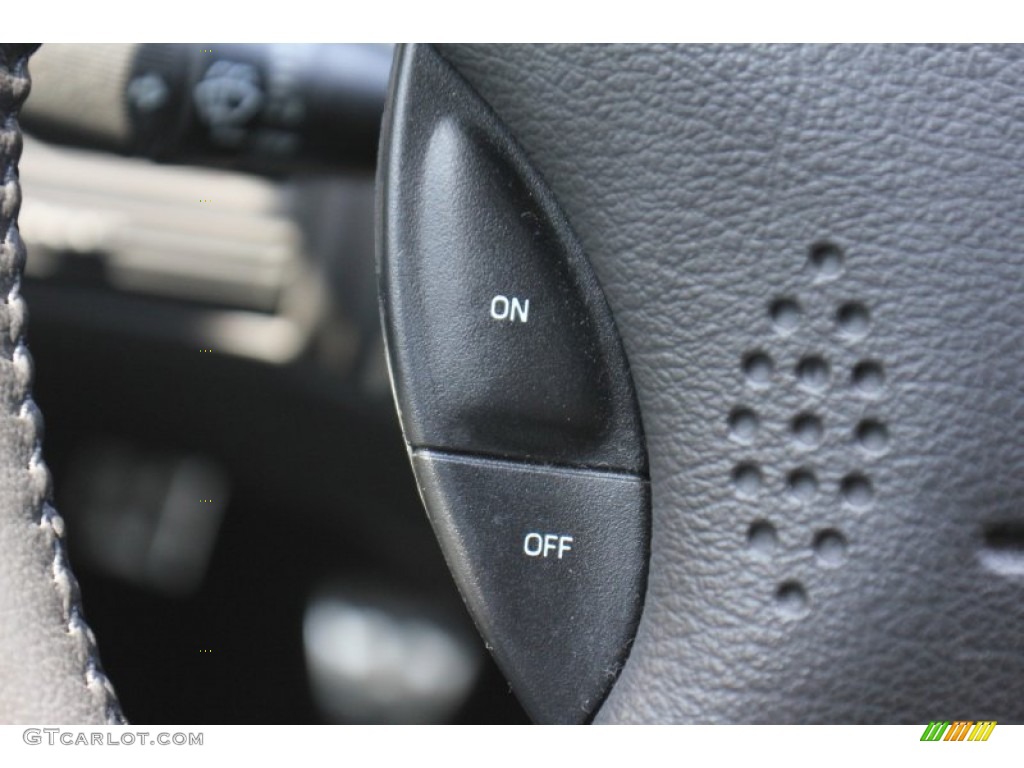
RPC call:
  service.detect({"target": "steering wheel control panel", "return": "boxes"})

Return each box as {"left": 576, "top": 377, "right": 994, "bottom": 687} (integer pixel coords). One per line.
{"left": 377, "top": 45, "right": 650, "bottom": 723}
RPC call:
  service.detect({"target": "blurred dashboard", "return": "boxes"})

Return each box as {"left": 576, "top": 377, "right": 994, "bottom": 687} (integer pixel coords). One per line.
{"left": 17, "top": 134, "right": 528, "bottom": 724}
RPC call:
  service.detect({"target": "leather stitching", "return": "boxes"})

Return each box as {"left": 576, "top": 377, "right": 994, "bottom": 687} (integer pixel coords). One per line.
{"left": 0, "top": 43, "right": 124, "bottom": 725}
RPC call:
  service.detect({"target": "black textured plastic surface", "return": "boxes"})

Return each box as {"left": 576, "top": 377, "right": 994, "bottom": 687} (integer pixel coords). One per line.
{"left": 378, "top": 45, "right": 652, "bottom": 723}
{"left": 412, "top": 450, "right": 649, "bottom": 724}
{"left": 438, "top": 44, "right": 1024, "bottom": 723}
{"left": 379, "top": 44, "right": 645, "bottom": 474}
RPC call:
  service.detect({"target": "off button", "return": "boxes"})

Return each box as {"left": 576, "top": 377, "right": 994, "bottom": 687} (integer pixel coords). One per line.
{"left": 412, "top": 449, "right": 649, "bottom": 725}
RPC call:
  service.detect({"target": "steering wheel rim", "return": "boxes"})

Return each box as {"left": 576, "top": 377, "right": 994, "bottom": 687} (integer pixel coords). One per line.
{"left": 0, "top": 43, "right": 122, "bottom": 724}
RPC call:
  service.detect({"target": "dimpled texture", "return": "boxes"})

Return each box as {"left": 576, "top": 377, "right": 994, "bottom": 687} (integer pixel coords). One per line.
{"left": 0, "top": 44, "right": 122, "bottom": 724}
{"left": 438, "top": 44, "right": 1024, "bottom": 723}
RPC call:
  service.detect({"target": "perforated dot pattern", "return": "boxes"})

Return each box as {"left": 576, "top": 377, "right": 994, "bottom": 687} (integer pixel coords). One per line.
{"left": 730, "top": 241, "right": 888, "bottom": 619}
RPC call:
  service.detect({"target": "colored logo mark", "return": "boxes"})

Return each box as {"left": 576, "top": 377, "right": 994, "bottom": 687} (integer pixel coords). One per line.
{"left": 920, "top": 721, "right": 996, "bottom": 742}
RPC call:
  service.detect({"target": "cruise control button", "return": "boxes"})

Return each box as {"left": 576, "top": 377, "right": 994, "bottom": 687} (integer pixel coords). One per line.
{"left": 412, "top": 450, "right": 649, "bottom": 724}
{"left": 379, "top": 44, "right": 652, "bottom": 725}
{"left": 379, "top": 46, "right": 645, "bottom": 473}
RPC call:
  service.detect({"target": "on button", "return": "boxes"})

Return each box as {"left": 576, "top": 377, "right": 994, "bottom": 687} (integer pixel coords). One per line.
{"left": 379, "top": 82, "right": 646, "bottom": 474}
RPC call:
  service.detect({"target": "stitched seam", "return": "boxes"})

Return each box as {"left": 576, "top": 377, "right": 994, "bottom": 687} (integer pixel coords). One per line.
{"left": 1, "top": 44, "right": 125, "bottom": 725}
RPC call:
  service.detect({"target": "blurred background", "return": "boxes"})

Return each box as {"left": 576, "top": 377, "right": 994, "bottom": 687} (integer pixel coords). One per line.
{"left": 17, "top": 43, "right": 528, "bottom": 724}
